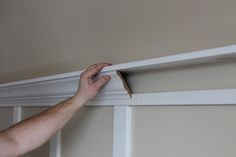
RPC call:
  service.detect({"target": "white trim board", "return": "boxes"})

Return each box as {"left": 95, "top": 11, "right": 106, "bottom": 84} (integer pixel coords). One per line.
{"left": 50, "top": 132, "right": 61, "bottom": 157}
{"left": 73, "top": 89, "right": 236, "bottom": 106}
{"left": 0, "top": 71, "right": 131, "bottom": 104}
{"left": 113, "top": 106, "right": 131, "bottom": 157}
{"left": 1, "top": 89, "right": 236, "bottom": 107}
{"left": 13, "top": 107, "right": 22, "bottom": 124}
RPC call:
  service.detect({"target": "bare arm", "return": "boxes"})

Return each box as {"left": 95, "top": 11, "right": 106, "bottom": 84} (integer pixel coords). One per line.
{"left": 0, "top": 63, "right": 111, "bottom": 157}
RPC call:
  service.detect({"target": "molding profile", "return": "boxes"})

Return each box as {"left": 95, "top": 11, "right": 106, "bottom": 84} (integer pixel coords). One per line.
{"left": 0, "top": 71, "right": 131, "bottom": 104}
{"left": 0, "top": 44, "right": 236, "bottom": 105}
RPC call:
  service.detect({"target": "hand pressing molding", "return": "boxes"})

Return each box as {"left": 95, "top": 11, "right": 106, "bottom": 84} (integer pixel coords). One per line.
{"left": 0, "top": 71, "right": 131, "bottom": 105}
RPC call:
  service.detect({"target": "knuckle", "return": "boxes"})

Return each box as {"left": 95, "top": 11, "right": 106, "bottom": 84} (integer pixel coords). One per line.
{"left": 102, "top": 77, "right": 107, "bottom": 82}
{"left": 100, "top": 78, "right": 107, "bottom": 85}
{"left": 81, "top": 71, "right": 87, "bottom": 78}
{"left": 96, "top": 67, "right": 102, "bottom": 71}
{"left": 92, "top": 84, "right": 99, "bottom": 91}
{"left": 98, "top": 64, "right": 104, "bottom": 68}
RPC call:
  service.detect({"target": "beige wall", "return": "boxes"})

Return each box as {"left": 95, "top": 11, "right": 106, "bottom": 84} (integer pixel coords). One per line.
{"left": 128, "top": 62, "right": 236, "bottom": 93}
{"left": 1, "top": 0, "right": 236, "bottom": 83}
{"left": 0, "top": 107, "right": 13, "bottom": 130}
{"left": 132, "top": 106, "right": 236, "bottom": 157}
{"left": 62, "top": 107, "right": 113, "bottom": 157}
{"left": 1, "top": 0, "right": 236, "bottom": 157}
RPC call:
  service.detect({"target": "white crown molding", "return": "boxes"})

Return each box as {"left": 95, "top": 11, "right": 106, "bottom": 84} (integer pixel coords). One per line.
{"left": 0, "top": 44, "right": 236, "bottom": 105}
{"left": 0, "top": 89, "right": 235, "bottom": 107}
{"left": 0, "top": 71, "right": 131, "bottom": 104}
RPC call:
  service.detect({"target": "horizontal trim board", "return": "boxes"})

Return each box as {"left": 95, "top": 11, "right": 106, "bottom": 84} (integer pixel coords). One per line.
{"left": 0, "top": 71, "right": 131, "bottom": 102}
{"left": 89, "top": 89, "right": 236, "bottom": 106}
{"left": 130, "top": 89, "right": 236, "bottom": 105}
{"left": 1, "top": 89, "right": 236, "bottom": 106}
{"left": 0, "top": 45, "right": 236, "bottom": 88}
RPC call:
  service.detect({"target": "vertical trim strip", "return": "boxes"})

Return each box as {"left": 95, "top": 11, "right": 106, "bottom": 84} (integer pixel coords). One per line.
{"left": 13, "top": 106, "right": 22, "bottom": 124}
{"left": 113, "top": 106, "right": 132, "bottom": 157}
{"left": 49, "top": 131, "right": 61, "bottom": 157}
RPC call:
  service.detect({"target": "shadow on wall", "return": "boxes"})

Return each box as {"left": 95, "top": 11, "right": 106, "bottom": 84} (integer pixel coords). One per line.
{"left": 126, "top": 61, "right": 236, "bottom": 93}
{"left": 0, "top": 60, "right": 85, "bottom": 84}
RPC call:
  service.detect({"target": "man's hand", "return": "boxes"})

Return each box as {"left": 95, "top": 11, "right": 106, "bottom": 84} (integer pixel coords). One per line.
{"left": 75, "top": 63, "right": 112, "bottom": 103}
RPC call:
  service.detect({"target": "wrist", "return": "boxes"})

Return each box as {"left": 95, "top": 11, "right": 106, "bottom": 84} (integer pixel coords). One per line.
{"left": 72, "top": 92, "right": 88, "bottom": 106}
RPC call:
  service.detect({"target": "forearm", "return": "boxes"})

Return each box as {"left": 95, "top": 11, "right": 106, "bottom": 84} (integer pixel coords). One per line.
{"left": 0, "top": 95, "right": 86, "bottom": 156}
{"left": 0, "top": 63, "right": 111, "bottom": 157}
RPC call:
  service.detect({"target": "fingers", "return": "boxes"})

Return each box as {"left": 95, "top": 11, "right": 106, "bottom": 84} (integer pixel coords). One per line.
{"left": 82, "top": 63, "right": 111, "bottom": 79}
{"left": 94, "top": 75, "right": 111, "bottom": 90}
{"left": 87, "top": 64, "right": 98, "bottom": 70}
